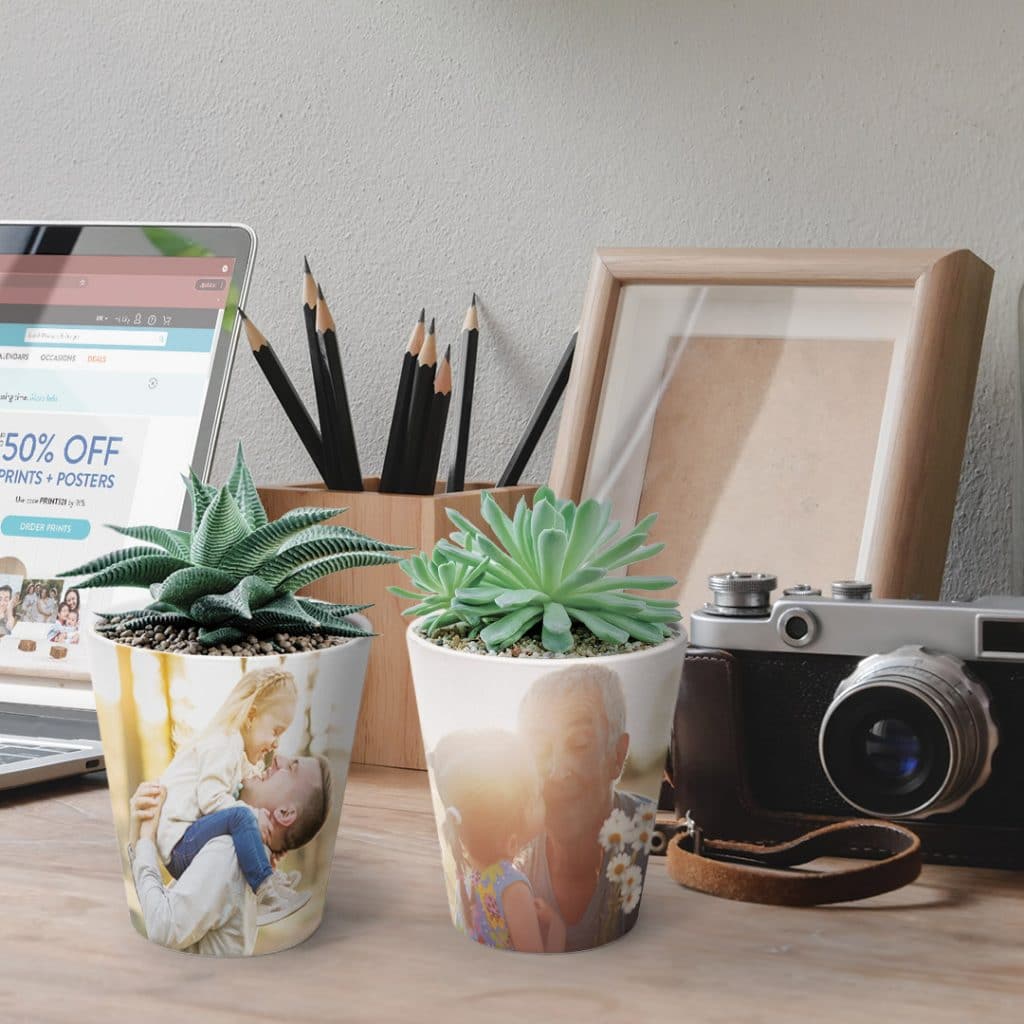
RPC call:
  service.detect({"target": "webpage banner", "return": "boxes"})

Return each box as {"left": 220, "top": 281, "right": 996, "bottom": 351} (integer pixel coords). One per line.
{"left": 0, "top": 413, "right": 147, "bottom": 674}
{"left": 0, "top": 254, "right": 232, "bottom": 680}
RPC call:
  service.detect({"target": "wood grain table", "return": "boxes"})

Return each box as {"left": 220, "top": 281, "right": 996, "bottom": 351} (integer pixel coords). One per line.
{"left": 1, "top": 765, "right": 1020, "bottom": 1023}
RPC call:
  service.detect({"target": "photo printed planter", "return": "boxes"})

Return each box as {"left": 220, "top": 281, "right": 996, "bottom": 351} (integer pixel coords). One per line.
{"left": 407, "top": 621, "right": 687, "bottom": 953}
{"left": 86, "top": 617, "right": 371, "bottom": 956}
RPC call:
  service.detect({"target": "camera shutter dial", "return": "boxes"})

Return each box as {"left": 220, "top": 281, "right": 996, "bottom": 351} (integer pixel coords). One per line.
{"left": 704, "top": 571, "right": 777, "bottom": 617}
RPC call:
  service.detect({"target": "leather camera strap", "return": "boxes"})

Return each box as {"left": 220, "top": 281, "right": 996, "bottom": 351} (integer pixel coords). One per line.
{"left": 661, "top": 817, "right": 922, "bottom": 906}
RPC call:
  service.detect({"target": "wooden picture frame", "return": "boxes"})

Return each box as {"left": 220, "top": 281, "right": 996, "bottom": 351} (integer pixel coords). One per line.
{"left": 549, "top": 249, "right": 993, "bottom": 614}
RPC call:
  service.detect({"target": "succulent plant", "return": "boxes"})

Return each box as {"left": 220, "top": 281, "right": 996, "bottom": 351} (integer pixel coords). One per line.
{"left": 390, "top": 487, "right": 681, "bottom": 653}
{"left": 59, "top": 445, "right": 406, "bottom": 645}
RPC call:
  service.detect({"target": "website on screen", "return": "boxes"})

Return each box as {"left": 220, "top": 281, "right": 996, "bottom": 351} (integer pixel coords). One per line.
{"left": 0, "top": 255, "right": 233, "bottom": 679}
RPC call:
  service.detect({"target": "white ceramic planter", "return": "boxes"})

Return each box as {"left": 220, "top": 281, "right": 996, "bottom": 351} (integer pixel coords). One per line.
{"left": 86, "top": 616, "right": 371, "bottom": 956}
{"left": 407, "top": 621, "right": 687, "bottom": 953}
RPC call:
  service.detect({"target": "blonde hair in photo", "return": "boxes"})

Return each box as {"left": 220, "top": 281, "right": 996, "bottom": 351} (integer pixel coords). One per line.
{"left": 431, "top": 729, "right": 542, "bottom": 931}
{"left": 431, "top": 729, "right": 542, "bottom": 871}
{"left": 204, "top": 666, "right": 298, "bottom": 738}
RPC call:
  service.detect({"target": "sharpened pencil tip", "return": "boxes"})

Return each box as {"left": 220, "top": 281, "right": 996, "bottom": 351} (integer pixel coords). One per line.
{"left": 435, "top": 346, "right": 453, "bottom": 393}
{"left": 237, "top": 307, "right": 247, "bottom": 321}
{"left": 315, "top": 288, "right": 335, "bottom": 333}
{"left": 418, "top": 320, "right": 438, "bottom": 367}
{"left": 408, "top": 311, "right": 426, "bottom": 355}
{"left": 302, "top": 262, "right": 318, "bottom": 309}
{"left": 317, "top": 284, "right": 325, "bottom": 301}
{"left": 429, "top": 317, "right": 436, "bottom": 333}
{"left": 239, "top": 310, "right": 264, "bottom": 351}
{"left": 471, "top": 292, "right": 476, "bottom": 306}
{"left": 419, "top": 307, "right": 425, "bottom": 322}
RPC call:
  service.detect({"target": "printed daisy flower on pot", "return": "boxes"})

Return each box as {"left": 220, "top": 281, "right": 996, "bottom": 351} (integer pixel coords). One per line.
{"left": 599, "top": 805, "right": 660, "bottom": 920}
{"left": 599, "top": 808, "right": 639, "bottom": 852}
{"left": 62, "top": 445, "right": 406, "bottom": 957}
{"left": 618, "top": 865, "right": 643, "bottom": 915}
{"left": 391, "top": 487, "right": 687, "bottom": 953}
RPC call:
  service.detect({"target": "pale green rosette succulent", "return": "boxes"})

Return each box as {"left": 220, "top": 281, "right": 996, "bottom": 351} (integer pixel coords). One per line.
{"left": 391, "top": 486, "right": 681, "bottom": 653}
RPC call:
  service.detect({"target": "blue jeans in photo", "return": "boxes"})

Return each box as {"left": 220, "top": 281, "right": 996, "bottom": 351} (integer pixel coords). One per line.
{"left": 166, "top": 805, "right": 273, "bottom": 893}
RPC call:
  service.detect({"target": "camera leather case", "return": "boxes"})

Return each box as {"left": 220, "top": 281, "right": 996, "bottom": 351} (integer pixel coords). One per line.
{"left": 662, "top": 647, "right": 1024, "bottom": 869}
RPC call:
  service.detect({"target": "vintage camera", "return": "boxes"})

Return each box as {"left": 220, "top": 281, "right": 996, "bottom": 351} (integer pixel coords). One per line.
{"left": 665, "top": 572, "right": 1024, "bottom": 867}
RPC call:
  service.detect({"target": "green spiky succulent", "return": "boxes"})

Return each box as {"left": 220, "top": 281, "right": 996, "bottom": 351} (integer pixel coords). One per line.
{"left": 60, "top": 445, "right": 406, "bottom": 646}
{"left": 390, "top": 487, "right": 681, "bottom": 653}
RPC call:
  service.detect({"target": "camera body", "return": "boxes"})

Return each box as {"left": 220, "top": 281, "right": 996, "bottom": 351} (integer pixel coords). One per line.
{"left": 667, "top": 572, "right": 1024, "bottom": 868}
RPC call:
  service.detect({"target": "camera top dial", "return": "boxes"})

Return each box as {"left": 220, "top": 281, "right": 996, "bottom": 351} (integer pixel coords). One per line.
{"left": 703, "top": 571, "right": 777, "bottom": 617}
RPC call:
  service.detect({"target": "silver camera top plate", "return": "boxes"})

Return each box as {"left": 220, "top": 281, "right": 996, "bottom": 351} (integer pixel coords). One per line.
{"left": 690, "top": 574, "right": 1024, "bottom": 663}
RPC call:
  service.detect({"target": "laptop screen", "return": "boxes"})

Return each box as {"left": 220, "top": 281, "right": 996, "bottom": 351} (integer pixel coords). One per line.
{"left": 0, "top": 226, "right": 254, "bottom": 685}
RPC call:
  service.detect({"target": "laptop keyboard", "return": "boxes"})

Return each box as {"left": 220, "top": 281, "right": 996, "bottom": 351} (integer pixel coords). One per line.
{"left": 0, "top": 741, "right": 86, "bottom": 764}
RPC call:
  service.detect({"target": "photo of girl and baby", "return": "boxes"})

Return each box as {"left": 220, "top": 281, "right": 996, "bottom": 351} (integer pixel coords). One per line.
{"left": 98, "top": 659, "right": 352, "bottom": 956}
{"left": 425, "top": 663, "right": 667, "bottom": 953}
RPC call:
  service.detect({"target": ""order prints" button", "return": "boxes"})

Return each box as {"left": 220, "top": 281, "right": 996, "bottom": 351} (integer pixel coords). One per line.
{"left": 1, "top": 516, "right": 91, "bottom": 540}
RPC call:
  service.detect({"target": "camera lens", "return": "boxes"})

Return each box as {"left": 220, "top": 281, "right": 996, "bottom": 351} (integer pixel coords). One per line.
{"left": 863, "top": 718, "right": 922, "bottom": 781}
{"left": 819, "top": 647, "right": 997, "bottom": 819}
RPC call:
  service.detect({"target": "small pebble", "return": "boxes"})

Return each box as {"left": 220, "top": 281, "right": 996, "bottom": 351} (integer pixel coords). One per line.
{"left": 95, "top": 615, "right": 350, "bottom": 657}
{"left": 422, "top": 624, "right": 662, "bottom": 659}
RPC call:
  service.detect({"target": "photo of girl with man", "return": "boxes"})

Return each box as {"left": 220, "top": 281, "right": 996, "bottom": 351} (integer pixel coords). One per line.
{"left": 122, "top": 666, "right": 337, "bottom": 956}
{"left": 152, "top": 668, "right": 312, "bottom": 922}
{"left": 428, "top": 664, "right": 659, "bottom": 953}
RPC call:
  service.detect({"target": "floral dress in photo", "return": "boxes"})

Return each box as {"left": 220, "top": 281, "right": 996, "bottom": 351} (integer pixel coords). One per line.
{"left": 463, "top": 860, "right": 530, "bottom": 949}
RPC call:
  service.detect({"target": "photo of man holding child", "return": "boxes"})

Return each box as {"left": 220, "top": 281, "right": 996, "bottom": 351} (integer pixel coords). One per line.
{"left": 92, "top": 649, "right": 364, "bottom": 956}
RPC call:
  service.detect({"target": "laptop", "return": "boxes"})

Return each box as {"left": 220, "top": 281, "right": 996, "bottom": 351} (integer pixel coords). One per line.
{"left": 0, "top": 221, "right": 255, "bottom": 790}
{"left": 0, "top": 702, "right": 103, "bottom": 789}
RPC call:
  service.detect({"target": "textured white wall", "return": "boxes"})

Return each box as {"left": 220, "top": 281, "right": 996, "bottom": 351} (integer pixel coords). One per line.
{"left": 2, "top": 1, "right": 1021, "bottom": 598}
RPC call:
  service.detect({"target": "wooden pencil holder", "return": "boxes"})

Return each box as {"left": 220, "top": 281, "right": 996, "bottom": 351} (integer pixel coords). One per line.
{"left": 259, "top": 478, "right": 539, "bottom": 770}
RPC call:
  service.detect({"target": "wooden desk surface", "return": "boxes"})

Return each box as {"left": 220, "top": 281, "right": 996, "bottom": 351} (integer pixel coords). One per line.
{"left": 1, "top": 765, "right": 1021, "bottom": 1023}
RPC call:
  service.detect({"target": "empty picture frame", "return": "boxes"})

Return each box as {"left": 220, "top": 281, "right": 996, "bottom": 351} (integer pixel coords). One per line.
{"left": 548, "top": 249, "right": 993, "bottom": 617}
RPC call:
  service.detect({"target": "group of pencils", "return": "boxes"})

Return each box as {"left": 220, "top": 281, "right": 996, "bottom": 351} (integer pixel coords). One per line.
{"left": 378, "top": 307, "right": 455, "bottom": 494}
{"left": 239, "top": 260, "right": 576, "bottom": 495}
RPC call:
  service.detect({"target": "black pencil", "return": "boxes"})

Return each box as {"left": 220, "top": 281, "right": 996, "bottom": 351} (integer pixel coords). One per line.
{"left": 317, "top": 287, "right": 363, "bottom": 491}
{"left": 239, "top": 308, "right": 327, "bottom": 479}
{"left": 497, "top": 328, "right": 578, "bottom": 487}
{"left": 445, "top": 294, "right": 478, "bottom": 494}
{"left": 380, "top": 308, "right": 425, "bottom": 493}
{"left": 417, "top": 346, "right": 453, "bottom": 494}
{"left": 302, "top": 256, "right": 318, "bottom": 357}
{"left": 303, "top": 263, "right": 343, "bottom": 488}
{"left": 399, "top": 317, "right": 438, "bottom": 493}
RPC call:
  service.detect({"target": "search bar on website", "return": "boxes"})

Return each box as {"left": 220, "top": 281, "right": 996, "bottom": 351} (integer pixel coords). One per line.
{"left": 24, "top": 327, "right": 168, "bottom": 347}
{"left": 0, "top": 274, "right": 88, "bottom": 288}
